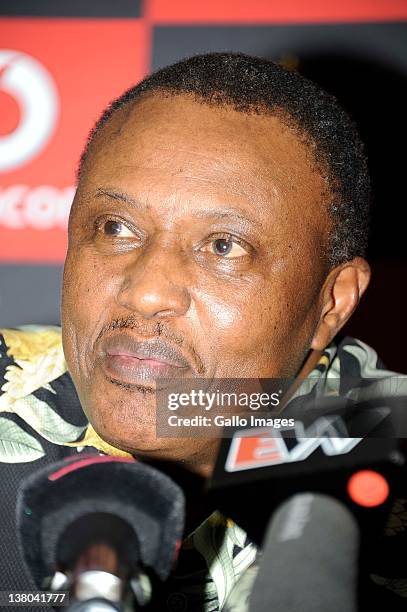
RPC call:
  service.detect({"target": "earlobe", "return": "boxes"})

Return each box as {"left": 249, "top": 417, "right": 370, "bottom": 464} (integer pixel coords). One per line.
{"left": 311, "top": 257, "right": 371, "bottom": 351}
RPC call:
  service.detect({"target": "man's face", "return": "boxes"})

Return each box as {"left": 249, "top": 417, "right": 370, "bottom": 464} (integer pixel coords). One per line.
{"left": 61, "top": 93, "right": 330, "bottom": 467}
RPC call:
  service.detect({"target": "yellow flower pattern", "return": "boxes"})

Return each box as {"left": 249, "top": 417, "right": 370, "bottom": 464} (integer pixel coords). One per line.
{"left": 0, "top": 326, "right": 67, "bottom": 412}
{"left": 1, "top": 326, "right": 407, "bottom": 609}
{"left": 65, "top": 423, "right": 133, "bottom": 458}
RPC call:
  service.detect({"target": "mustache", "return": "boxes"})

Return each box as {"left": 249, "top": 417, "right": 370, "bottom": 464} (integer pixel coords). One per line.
{"left": 95, "top": 316, "right": 206, "bottom": 375}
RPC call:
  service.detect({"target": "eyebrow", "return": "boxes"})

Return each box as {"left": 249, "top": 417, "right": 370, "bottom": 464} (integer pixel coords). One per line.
{"left": 95, "top": 187, "right": 260, "bottom": 228}
{"left": 95, "top": 187, "right": 148, "bottom": 210}
{"left": 192, "top": 209, "right": 259, "bottom": 228}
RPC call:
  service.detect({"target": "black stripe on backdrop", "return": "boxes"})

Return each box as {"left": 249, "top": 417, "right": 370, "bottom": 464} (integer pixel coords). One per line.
{"left": 0, "top": 0, "right": 142, "bottom": 18}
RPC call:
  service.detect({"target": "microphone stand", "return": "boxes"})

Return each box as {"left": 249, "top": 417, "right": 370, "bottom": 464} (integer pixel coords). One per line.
{"left": 52, "top": 541, "right": 148, "bottom": 611}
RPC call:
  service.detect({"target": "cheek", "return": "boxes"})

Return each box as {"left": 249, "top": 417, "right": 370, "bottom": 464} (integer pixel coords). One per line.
{"left": 192, "top": 271, "right": 318, "bottom": 376}
{"left": 193, "top": 282, "right": 282, "bottom": 357}
{"left": 63, "top": 251, "right": 119, "bottom": 326}
{"left": 61, "top": 251, "right": 121, "bottom": 374}
{"left": 194, "top": 289, "right": 242, "bottom": 331}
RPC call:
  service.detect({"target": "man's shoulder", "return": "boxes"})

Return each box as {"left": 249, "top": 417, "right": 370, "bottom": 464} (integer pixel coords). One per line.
{"left": 0, "top": 325, "right": 88, "bottom": 463}
{"left": 0, "top": 324, "right": 72, "bottom": 414}
{"left": 322, "top": 335, "right": 406, "bottom": 393}
{"left": 333, "top": 335, "right": 405, "bottom": 376}
{"left": 0, "top": 324, "right": 66, "bottom": 389}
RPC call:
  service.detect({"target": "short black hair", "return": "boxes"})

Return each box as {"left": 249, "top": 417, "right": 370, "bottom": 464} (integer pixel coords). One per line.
{"left": 79, "top": 52, "right": 371, "bottom": 267}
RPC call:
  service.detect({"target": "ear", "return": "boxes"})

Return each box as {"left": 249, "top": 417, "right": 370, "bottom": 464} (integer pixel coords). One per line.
{"left": 311, "top": 257, "right": 371, "bottom": 351}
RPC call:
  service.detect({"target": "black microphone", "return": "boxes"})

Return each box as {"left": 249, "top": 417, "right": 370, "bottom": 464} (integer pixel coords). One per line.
{"left": 209, "top": 395, "right": 407, "bottom": 610}
{"left": 209, "top": 395, "right": 407, "bottom": 548}
{"left": 248, "top": 493, "right": 359, "bottom": 612}
{"left": 16, "top": 454, "right": 185, "bottom": 610}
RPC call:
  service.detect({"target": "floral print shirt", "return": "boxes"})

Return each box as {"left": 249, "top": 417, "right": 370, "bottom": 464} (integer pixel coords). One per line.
{"left": 1, "top": 325, "right": 407, "bottom": 611}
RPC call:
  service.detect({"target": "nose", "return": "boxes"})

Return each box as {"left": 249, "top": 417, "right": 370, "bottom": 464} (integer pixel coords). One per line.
{"left": 116, "top": 241, "right": 191, "bottom": 320}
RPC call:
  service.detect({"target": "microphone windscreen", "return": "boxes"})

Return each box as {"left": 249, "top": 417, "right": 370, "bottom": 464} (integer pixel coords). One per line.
{"left": 16, "top": 455, "right": 185, "bottom": 588}
{"left": 249, "top": 492, "right": 359, "bottom": 612}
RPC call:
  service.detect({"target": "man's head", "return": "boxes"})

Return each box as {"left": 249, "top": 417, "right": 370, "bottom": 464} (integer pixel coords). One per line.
{"left": 61, "top": 52, "right": 371, "bottom": 471}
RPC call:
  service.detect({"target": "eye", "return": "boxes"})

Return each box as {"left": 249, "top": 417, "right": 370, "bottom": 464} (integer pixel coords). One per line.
{"left": 201, "top": 237, "right": 248, "bottom": 258}
{"left": 97, "top": 219, "right": 136, "bottom": 238}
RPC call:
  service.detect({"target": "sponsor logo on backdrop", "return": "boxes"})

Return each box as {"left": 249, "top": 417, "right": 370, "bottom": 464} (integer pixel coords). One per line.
{"left": 0, "top": 184, "right": 74, "bottom": 229}
{"left": 0, "top": 50, "right": 72, "bottom": 236}
{"left": 0, "top": 49, "right": 59, "bottom": 173}
{"left": 0, "top": 19, "right": 148, "bottom": 261}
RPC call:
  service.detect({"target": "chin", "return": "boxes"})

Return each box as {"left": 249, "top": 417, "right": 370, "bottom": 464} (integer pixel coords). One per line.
{"left": 92, "top": 413, "right": 158, "bottom": 449}
{"left": 81, "top": 385, "right": 204, "bottom": 463}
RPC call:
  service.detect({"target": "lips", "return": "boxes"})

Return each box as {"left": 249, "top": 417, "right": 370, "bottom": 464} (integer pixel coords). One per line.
{"left": 97, "top": 332, "right": 191, "bottom": 386}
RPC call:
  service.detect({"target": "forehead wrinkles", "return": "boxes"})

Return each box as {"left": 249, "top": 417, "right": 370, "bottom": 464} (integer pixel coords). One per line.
{"left": 83, "top": 94, "right": 330, "bottom": 235}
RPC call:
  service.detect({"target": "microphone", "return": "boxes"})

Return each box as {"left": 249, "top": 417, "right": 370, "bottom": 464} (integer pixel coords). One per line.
{"left": 209, "top": 394, "right": 407, "bottom": 610}
{"left": 16, "top": 454, "right": 185, "bottom": 610}
{"left": 209, "top": 394, "right": 407, "bottom": 547}
{"left": 248, "top": 493, "right": 359, "bottom": 612}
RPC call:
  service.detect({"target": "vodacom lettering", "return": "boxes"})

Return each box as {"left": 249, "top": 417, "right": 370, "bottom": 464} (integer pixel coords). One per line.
{"left": 0, "top": 185, "right": 74, "bottom": 229}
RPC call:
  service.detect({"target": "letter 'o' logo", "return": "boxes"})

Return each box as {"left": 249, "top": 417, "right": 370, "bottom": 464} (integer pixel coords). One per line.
{"left": 0, "top": 50, "right": 58, "bottom": 173}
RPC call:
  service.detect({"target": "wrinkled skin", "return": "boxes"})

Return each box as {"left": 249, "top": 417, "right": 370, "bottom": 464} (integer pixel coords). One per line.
{"left": 61, "top": 93, "right": 370, "bottom": 475}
